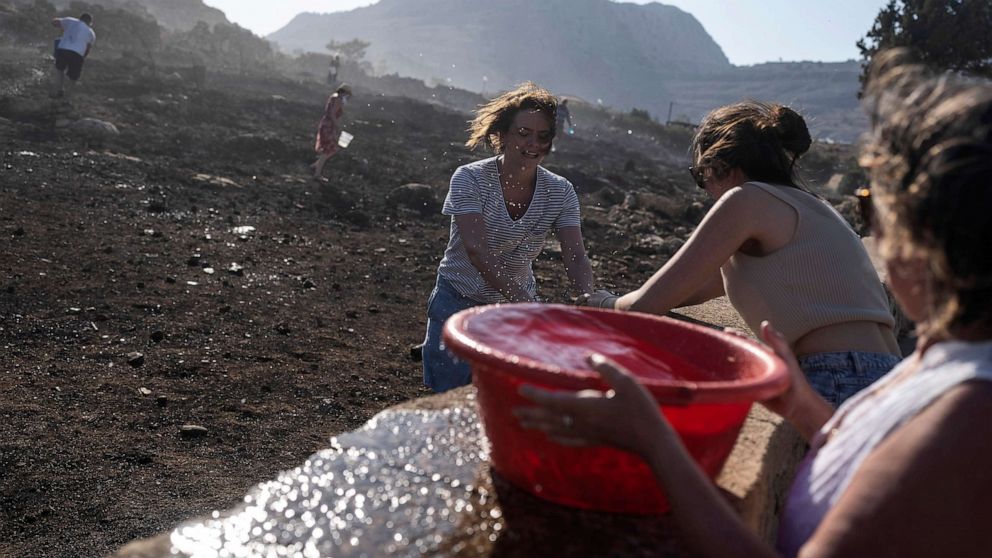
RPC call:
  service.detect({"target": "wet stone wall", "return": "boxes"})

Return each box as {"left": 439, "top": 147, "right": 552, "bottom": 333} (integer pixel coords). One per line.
{"left": 119, "top": 394, "right": 691, "bottom": 557}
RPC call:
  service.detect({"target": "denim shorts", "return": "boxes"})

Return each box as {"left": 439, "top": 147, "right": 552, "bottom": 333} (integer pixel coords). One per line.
{"left": 798, "top": 351, "right": 902, "bottom": 406}
{"left": 422, "top": 275, "right": 484, "bottom": 393}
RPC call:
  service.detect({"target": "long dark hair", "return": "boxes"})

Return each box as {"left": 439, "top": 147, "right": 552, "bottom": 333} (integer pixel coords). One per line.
{"left": 690, "top": 101, "right": 812, "bottom": 188}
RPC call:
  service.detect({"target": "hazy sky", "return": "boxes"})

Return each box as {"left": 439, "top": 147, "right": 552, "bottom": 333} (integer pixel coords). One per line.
{"left": 203, "top": 0, "right": 889, "bottom": 66}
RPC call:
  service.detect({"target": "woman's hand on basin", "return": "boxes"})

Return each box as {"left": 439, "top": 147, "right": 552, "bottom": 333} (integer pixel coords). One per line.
{"left": 514, "top": 353, "right": 674, "bottom": 456}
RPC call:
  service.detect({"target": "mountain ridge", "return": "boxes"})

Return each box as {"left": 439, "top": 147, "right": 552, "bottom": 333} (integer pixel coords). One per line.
{"left": 269, "top": 0, "right": 866, "bottom": 141}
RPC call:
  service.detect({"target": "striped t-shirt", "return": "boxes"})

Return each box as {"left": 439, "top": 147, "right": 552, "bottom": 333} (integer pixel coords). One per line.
{"left": 437, "top": 156, "right": 582, "bottom": 303}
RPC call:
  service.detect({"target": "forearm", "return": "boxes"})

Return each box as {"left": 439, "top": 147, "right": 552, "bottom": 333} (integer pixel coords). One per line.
{"left": 615, "top": 285, "right": 679, "bottom": 314}
{"left": 614, "top": 263, "right": 705, "bottom": 315}
{"left": 467, "top": 252, "right": 532, "bottom": 302}
{"left": 644, "top": 424, "right": 779, "bottom": 558}
{"left": 564, "top": 254, "right": 594, "bottom": 296}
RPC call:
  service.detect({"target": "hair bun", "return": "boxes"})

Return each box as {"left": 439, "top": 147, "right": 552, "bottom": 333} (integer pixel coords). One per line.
{"left": 771, "top": 105, "right": 812, "bottom": 157}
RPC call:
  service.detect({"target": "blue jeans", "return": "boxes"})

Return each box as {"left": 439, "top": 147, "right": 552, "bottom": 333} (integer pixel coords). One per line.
{"left": 798, "top": 351, "right": 902, "bottom": 406}
{"left": 422, "top": 276, "right": 483, "bottom": 393}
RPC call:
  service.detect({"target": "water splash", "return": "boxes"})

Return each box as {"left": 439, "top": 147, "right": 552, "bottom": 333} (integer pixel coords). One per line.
{"left": 168, "top": 407, "right": 490, "bottom": 557}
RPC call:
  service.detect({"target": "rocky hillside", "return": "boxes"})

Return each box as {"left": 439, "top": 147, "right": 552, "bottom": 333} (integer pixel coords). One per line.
{"left": 269, "top": 0, "right": 730, "bottom": 108}
{"left": 269, "top": 0, "right": 867, "bottom": 142}
{"left": 664, "top": 60, "right": 867, "bottom": 142}
{"left": 44, "top": 0, "right": 229, "bottom": 30}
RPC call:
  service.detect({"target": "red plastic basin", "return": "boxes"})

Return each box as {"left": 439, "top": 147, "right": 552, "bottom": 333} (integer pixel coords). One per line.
{"left": 442, "top": 304, "right": 789, "bottom": 514}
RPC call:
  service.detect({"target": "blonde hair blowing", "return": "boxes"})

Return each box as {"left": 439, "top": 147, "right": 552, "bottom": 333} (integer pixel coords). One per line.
{"left": 466, "top": 82, "right": 558, "bottom": 153}
{"left": 861, "top": 48, "right": 992, "bottom": 335}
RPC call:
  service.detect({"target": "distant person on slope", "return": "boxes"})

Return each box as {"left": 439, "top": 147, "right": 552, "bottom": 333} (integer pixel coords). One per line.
{"left": 50, "top": 12, "right": 96, "bottom": 99}
{"left": 556, "top": 98, "right": 574, "bottom": 135}
{"left": 585, "top": 100, "right": 901, "bottom": 406}
{"left": 421, "top": 82, "right": 595, "bottom": 393}
{"left": 327, "top": 55, "right": 341, "bottom": 86}
{"left": 311, "top": 84, "right": 352, "bottom": 181}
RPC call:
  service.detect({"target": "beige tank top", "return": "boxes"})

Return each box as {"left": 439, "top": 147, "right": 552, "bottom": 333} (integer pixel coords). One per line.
{"left": 721, "top": 182, "right": 895, "bottom": 345}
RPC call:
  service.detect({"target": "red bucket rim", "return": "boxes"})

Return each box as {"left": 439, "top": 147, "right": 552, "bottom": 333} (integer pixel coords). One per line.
{"left": 442, "top": 303, "right": 789, "bottom": 405}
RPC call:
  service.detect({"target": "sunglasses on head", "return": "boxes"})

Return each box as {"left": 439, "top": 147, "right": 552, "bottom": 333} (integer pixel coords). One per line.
{"left": 688, "top": 165, "right": 707, "bottom": 189}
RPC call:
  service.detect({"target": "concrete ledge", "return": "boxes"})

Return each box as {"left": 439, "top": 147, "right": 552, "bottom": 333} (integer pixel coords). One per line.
{"left": 115, "top": 298, "right": 806, "bottom": 556}
{"left": 672, "top": 297, "right": 805, "bottom": 543}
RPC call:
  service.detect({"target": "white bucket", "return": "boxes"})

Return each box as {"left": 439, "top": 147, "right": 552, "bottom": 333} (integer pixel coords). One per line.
{"left": 337, "top": 131, "right": 354, "bottom": 148}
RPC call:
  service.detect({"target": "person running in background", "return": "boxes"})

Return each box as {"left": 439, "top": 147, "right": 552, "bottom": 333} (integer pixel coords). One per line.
{"left": 586, "top": 99, "right": 899, "bottom": 405}
{"left": 517, "top": 49, "right": 992, "bottom": 558}
{"left": 422, "top": 82, "right": 595, "bottom": 393}
{"left": 50, "top": 12, "right": 95, "bottom": 99}
{"left": 311, "top": 84, "right": 352, "bottom": 181}
{"left": 556, "top": 98, "right": 574, "bottom": 136}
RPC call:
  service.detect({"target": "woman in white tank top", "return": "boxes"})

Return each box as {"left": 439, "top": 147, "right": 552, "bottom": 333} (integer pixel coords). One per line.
{"left": 587, "top": 96, "right": 901, "bottom": 406}
{"left": 517, "top": 50, "right": 992, "bottom": 557}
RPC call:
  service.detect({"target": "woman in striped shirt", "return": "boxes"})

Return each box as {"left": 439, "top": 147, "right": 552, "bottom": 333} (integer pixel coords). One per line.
{"left": 423, "top": 82, "right": 595, "bottom": 393}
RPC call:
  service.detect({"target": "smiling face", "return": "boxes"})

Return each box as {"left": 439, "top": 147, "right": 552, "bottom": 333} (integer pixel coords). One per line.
{"left": 499, "top": 109, "right": 554, "bottom": 170}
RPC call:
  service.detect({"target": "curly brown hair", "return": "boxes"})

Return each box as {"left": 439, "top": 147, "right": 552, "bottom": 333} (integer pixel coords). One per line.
{"left": 690, "top": 101, "right": 812, "bottom": 188}
{"left": 861, "top": 49, "right": 992, "bottom": 335}
{"left": 466, "top": 82, "right": 558, "bottom": 153}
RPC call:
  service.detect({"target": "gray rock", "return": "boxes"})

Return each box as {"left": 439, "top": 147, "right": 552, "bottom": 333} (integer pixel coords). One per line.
{"left": 127, "top": 352, "right": 145, "bottom": 367}
{"left": 68, "top": 118, "right": 120, "bottom": 138}
{"left": 178, "top": 425, "right": 208, "bottom": 439}
{"left": 623, "top": 191, "right": 685, "bottom": 219}
{"left": 631, "top": 234, "right": 682, "bottom": 256}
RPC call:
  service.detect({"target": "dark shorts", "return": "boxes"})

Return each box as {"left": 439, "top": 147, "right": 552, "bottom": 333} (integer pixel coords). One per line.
{"left": 55, "top": 49, "right": 85, "bottom": 81}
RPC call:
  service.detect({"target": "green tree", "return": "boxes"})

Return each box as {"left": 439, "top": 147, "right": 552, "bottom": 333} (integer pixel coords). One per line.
{"left": 857, "top": 0, "right": 992, "bottom": 90}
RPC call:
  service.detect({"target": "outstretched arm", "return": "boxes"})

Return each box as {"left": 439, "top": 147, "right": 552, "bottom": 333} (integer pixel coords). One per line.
{"left": 615, "top": 187, "right": 758, "bottom": 314}
{"left": 454, "top": 213, "right": 534, "bottom": 302}
{"left": 557, "top": 225, "right": 594, "bottom": 296}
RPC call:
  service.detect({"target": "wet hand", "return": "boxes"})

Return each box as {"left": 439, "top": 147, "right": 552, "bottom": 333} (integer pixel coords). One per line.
{"left": 581, "top": 289, "right": 620, "bottom": 309}
{"left": 758, "top": 321, "right": 813, "bottom": 419}
{"left": 514, "top": 354, "right": 671, "bottom": 456}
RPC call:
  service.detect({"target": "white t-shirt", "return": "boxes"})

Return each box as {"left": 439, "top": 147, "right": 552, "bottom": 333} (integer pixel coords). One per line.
{"left": 56, "top": 17, "right": 96, "bottom": 57}
{"left": 437, "top": 156, "right": 582, "bottom": 303}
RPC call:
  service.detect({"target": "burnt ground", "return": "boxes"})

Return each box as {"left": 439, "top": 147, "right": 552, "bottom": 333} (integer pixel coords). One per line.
{"left": 0, "top": 47, "right": 857, "bottom": 557}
